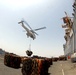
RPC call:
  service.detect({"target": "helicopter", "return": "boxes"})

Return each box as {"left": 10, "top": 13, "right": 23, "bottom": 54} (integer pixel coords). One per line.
{"left": 18, "top": 19, "right": 46, "bottom": 40}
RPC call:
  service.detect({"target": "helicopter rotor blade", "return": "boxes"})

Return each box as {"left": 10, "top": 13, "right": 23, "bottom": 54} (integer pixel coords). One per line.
{"left": 34, "top": 32, "right": 38, "bottom": 35}
{"left": 30, "top": 30, "right": 38, "bottom": 35}
{"left": 34, "top": 27, "right": 46, "bottom": 31}
{"left": 22, "top": 19, "right": 33, "bottom": 30}
{"left": 22, "top": 18, "right": 39, "bottom": 35}
{"left": 18, "top": 20, "right": 24, "bottom": 24}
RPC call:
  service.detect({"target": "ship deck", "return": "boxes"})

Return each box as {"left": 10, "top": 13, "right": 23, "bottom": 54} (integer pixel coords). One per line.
{"left": 0, "top": 56, "right": 76, "bottom": 75}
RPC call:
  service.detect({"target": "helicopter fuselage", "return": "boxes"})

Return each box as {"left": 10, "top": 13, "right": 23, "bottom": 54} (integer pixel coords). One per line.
{"left": 26, "top": 31, "right": 36, "bottom": 40}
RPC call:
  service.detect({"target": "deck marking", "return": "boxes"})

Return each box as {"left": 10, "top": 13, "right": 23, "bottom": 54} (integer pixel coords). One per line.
{"left": 62, "top": 69, "right": 64, "bottom": 75}
{"left": 61, "top": 64, "right": 65, "bottom": 75}
{"left": 61, "top": 64, "right": 62, "bottom": 66}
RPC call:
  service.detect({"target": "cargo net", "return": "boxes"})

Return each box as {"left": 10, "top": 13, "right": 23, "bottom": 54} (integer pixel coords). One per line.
{"left": 4, "top": 52, "right": 21, "bottom": 69}
{"left": 21, "top": 58, "right": 52, "bottom": 75}
{"left": 4, "top": 53, "right": 52, "bottom": 75}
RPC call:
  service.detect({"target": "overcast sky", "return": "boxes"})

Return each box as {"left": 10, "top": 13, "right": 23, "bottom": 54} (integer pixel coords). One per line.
{"left": 0, "top": 0, "right": 73, "bottom": 57}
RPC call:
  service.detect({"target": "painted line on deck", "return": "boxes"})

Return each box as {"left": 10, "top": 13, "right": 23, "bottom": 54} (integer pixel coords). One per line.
{"left": 62, "top": 69, "right": 64, "bottom": 75}
{"left": 61, "top": 64, "right": 62, "bottom": 66}
{"left": 60, "top": 64, "right": 65, "bottom": 75}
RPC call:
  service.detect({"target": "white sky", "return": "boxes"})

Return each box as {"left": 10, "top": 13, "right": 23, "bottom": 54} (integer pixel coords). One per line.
{"left": 0, "top": 0, "right": 73, "bottom": 57}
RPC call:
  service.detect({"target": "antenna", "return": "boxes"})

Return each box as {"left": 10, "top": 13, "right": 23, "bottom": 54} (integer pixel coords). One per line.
{"left": 65, "top": 11, "right": 68, "bottom": 16}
